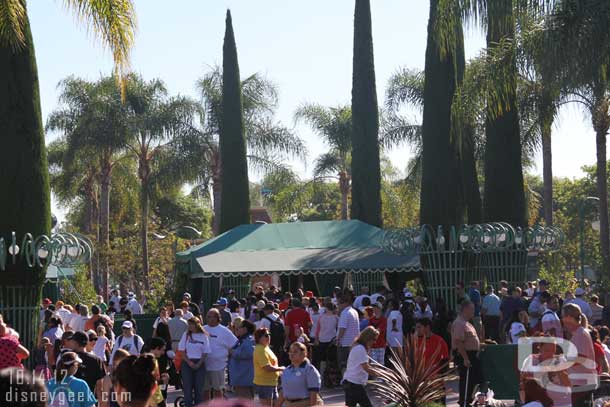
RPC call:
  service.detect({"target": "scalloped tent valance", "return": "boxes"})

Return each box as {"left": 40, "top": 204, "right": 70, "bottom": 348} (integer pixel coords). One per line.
{"left": 176, "top": 220, "right": 420, "bottom": 278}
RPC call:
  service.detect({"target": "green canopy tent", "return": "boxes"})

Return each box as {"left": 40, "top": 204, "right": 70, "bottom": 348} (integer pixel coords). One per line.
{"left": 176, "top": 220, "right": 420, "bottom": 307}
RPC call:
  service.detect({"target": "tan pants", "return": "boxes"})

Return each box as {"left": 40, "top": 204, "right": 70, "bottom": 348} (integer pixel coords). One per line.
{"left": 284, "top": 394, "right": 324, "bottom": 406}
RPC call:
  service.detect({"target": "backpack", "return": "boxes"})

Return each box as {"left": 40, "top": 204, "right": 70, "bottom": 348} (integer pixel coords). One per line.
{"left": 117, "top": 334, "right": 144, "bottom": 354}
{"left": 48, "top": 378, "right": 73, "bottom": 407}
{"left": 264, "top": 316, "right": 285, "bottom": 349}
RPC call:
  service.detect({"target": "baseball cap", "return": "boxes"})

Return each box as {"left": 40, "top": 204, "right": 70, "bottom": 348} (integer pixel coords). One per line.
{"left": 575, "top": 287, "right": 586, "bottom": 296}
{"left": 58, "top": 351, "right": 83, "bottom": 366}
{"left": 183, "top": 292, "right": 192, "bottom": 299}
{"left": 122, "top": 320, "right": 133, "bottom": 329}
{"left": 217, "top": 298, "right": 228, "bottom": 306}
{"left": 56, "top": 300, "right": 65, "bottom": 307}
{"left": 42, "top": 298, "right": 52, "bottom": 305}
{"left": 538, "top": 279, "right": 549, "bottom": 286}
{"left": 256, "top": 300, "right": 266, "bottom": 310}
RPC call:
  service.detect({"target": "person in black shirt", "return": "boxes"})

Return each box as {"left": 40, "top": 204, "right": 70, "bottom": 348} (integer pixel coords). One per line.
{"left": 65, "top": 331, "right": 106, "bottom": 393}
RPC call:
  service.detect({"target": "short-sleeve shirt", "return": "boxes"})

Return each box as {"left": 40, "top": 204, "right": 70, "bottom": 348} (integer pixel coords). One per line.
{"left": 568, "top": 326, "right": 597, "bottom": 386}
{"left": 342, "top": 344, "right": 369, "bottom": 385}
{"left": 74, "top": 351, "right": 105, "bottom": 393}
{"left": 451, "top": 315, "right": 480, "bottom": 351}
{"left": 338, "top": 307, "right": 360, "bottom": 347}
{"left": 178, "top": 332, "right": 211, "bottom": 360}
{"left": 47, "top": 376, "right": 97, "bottom": 407}
{"left": 0, "top": 336, "right": 22, "bottom": 369}
{"left": 387, "top": 310, "right": 404, "bottom": 347}
{"left": 482, "top": 293, "right": 501, "bottom": 316}
{"left": 468, "top": 288, "right": 481, "bottom": 316}
{"left": 204, "top": 324, "right": 238, "bottom": 371}
{"left": 368, "top": 316, "right": 387, "bottom": 348}
{"left": 253, "top": 344, "right": 279, "bottom": 386}
{"left": 281, "top": 360, "right": 321, "bottom": 399}
{"left": 417, "top": 334, "right": 448, "bottom": 365}
{"left": 284, "top": 308, "right": 312, "bottom": 342}
{"left": 541, "top": 310, "right": 563, "bottom": 338}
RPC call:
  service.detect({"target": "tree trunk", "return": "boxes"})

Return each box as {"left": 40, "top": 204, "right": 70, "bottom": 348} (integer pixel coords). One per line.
{"left": 420, "top": 0, "right": 464, "bottom": 228}
{"left": 350, "top": 0, "right": 382, "bottom": 227}
{"left": 483, "top": 1, "right": 526, "bottom": 226}
{"left": 219, "top": 10, "right": 251, "bottom": 234}
{"left": 593, "top": 91, "right": 610, "bottom": 281}
{"left": 339, "top": 171, "right": 350, "bottom": 220}
{"left": 0, "top": 6, "right": 51, "bottom": 349}
{"left": 212, "top": 153, "right": 222, "bottom": 236}
{"left": 139, "top": 155, "right": 151, "bottom": 294}
{"left": 541, "top": 113, "right": 554, "bottom": 226}
{"left": 99, "top": 161, "right": 112, "bottom": 300}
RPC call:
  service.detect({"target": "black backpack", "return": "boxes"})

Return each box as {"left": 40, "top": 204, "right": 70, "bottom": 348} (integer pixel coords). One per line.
{"left": 264, "top": 316, "right": 285, "bottom": 349}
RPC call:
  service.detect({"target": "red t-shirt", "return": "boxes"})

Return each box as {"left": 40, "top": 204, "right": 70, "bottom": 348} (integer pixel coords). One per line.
{"left": 417, "top": 334, "right": 449, "bottom": 366}
{"left": 368, "top": 316, "right": 387, "bottom": 348}
{"left": 593, "top": 342, "right": 605, "bottom": 374}
{"left": 284, "top": 308, "right": 312, "bottom": 342}
{"left": 0, "top": 336, "right": 22, "bottom": 370}
{"left": 279, "top": 300, "right": 290, "bottom": 312}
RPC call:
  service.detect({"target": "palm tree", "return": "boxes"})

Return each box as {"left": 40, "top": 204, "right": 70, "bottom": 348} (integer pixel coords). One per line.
{"left": 47, "top": 76, "right": 131, "bottom": 299}
{"left": 122, "top": 75, "right": 201, "bottom": 291}
{"left": 351, "top": 0, "right": 382, "bottom": 227}
{"left": 190, "top": 67, "right": 306, "bottom": 234}
{"left": 0, "top": 0, "right": 134, "bottom": 346}
{"left": 295, "top": 104, "right": 353, "bottom": 220}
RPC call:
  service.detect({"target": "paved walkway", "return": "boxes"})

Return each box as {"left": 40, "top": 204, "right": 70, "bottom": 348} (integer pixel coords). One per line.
{"left": 165, "top": 379, "right": 515, "bottom": 406}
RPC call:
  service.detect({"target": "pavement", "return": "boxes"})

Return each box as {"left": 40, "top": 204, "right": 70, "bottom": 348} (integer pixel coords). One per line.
{"left": 164, "top": 379, "right": 515, "bottom": 406}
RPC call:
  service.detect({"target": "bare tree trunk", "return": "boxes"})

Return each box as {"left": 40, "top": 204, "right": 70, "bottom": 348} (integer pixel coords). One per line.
{"left": 100, "top": 161, "right": 112, "bottom": 300}
{"left": 339, "top": 171, "right": 350, "bottom": 220}
{"left": 212, "top": 154, "right": 222, "bottom": 235}
{"left": 594, "top": 94, "right": 610, "bottom": 282}
{"left": 541, "top": 120, "right": 553, "bottom": 226}
{"left": 139, "top": 155, "right": 151, "bottom": 294}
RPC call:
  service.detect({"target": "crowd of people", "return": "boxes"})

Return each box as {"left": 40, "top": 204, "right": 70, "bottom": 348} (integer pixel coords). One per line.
{"left": 3, "top": 280, "right": 610, "bottom": 406}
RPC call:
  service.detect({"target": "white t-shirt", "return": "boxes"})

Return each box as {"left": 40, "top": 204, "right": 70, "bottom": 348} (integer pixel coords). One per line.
{"left": 109, "top": 334, "right": 143, "bottom": 364}
{"left": 510, "top": 322, "right": 526, "bottom": 344}
{"left": 178, "top": 332, "right": 211, "bottom": 360}
{"left": 387, "top": 310, "right": 404, "bottom": 347}
{"left": 353, "top": 295, "right": 370, "bottom": 309}
{"left": 183, "top": 310, "right": 194, "bottom": 320}
{"left": 204, "top": 324, "right": 238, "bottom": 371}
{"left": 93, "top": 336, "right": 109, "bottom": 362}
{"left": 257, "top": 313, "right": 282, "bottom": 330}
{"left": 54, "top": 308, "right": 72, "bottom": 326}
{"left": 343, "top": 344, "right": 370, "bottom": 385}
{"left": 70, "top": 316, "right": 88, "bottom": 332}
{"left": 338, "top": 307, "right": 360, "bottom": 347}
{"left": 310, "top": 313, "right": 321, "bottom": 339}
{"left": 126, "top": 299, "right": 143, "bottom": 315}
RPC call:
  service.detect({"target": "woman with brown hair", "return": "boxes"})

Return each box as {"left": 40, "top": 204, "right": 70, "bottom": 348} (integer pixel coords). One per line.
{"left": 177, "top": 317, "right": 210, "bottom": 407}
{"left": 277, "top": 342, "right": 323, "bottom": 406}
{"left": 113, "top": 354, "right": 159, "bottom": 407}
{"left": 46, "top": 351, "right": 96, "bottom": 407}
{"left": 342, "top": 326, "right": 379, "bottom": 407}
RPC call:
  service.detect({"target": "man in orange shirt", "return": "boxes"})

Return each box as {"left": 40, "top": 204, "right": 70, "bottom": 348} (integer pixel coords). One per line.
{"left": 415, "top": 318, "right": 448, "bottom": 366}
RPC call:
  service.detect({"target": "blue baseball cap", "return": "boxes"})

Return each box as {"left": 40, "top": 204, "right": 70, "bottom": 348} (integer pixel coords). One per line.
{"left": 217, "top": 297, "right": 228, "bottom": 306}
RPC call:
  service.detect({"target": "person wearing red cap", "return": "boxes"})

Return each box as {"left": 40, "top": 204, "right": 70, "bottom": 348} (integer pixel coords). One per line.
{"left": 40, "top": 298, "right": 52, "bottom": 322}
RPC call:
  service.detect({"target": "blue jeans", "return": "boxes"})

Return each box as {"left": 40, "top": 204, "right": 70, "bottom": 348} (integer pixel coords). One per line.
{"left": 181, "top": 360, "right": 206, "bottom": 407}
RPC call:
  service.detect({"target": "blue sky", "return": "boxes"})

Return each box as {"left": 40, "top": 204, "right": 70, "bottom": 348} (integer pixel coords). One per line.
{"left": 30, "top": 0, "right": 597, "bottom": 218}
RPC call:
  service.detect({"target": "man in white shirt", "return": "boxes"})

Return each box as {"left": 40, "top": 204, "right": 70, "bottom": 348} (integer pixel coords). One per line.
{"left": 54, "top": 301, "right": 72, "bottom": 326}
{"left": 203, "top": 308, "right": 238, "bottom": 401}
{"left": 353, "top": 287, "right": 370, "bottom": 309}
{"left": 109, "top": 320, "right": 144, "bottom": 364}
{"left": 109, "top": 289, "right": 122, "bottom": 313}
{"left": 336, "top": 295, "right": 359, "bottom": 371}
{"left": 126, "top": 292, "right": 143, "bottom": 315}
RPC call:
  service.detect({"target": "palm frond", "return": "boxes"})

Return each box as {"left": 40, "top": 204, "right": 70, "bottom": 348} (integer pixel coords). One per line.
{"left": 380, "top": 112, "right": 422, "bottom": 150}
{"left": 0, "top": 0, "right": 26, "bottom": 51}
{"left": 313, "top": 151, "right": 344, "bottom": 178}
{"left": 247, "top": 154, "right": 291, "bottom": 175}
{"left": 247, "top": 117, "right": 307, "bottom": 161}
{"left": 386, "top": 68, "right": 425, "bottom": 111}
{"left": 63, "top": 0, "right": 136, "bottom": 85}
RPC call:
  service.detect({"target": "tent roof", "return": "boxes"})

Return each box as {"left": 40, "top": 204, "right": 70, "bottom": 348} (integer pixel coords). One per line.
{"left": 177, "top": 220, "right": 420, "bottom": 278}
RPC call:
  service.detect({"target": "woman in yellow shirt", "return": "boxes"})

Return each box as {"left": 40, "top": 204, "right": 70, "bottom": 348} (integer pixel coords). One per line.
{"left": 253, "top": 328, "right": 285, "bottom": 406}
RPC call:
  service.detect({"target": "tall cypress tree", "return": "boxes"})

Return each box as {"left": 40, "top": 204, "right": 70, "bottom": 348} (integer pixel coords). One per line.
{"left": 350, "top": 0, "right": 382, "bottom": 227}
{"left": 483, "top": 1, "right": 526, "bottom": 226}
{"left": 219, "top": 10, "right": 250, "bottom": 233}
{"left": 0, "top": 11, "right": 50, "bottom": 345}
{"left": 420, "top": 0, "right": 464, "bottom": 228}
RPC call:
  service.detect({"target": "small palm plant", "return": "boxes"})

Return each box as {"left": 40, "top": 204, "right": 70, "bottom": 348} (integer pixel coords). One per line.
{"left": 368, "top": 335, "right": 456, "bottom": 407}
